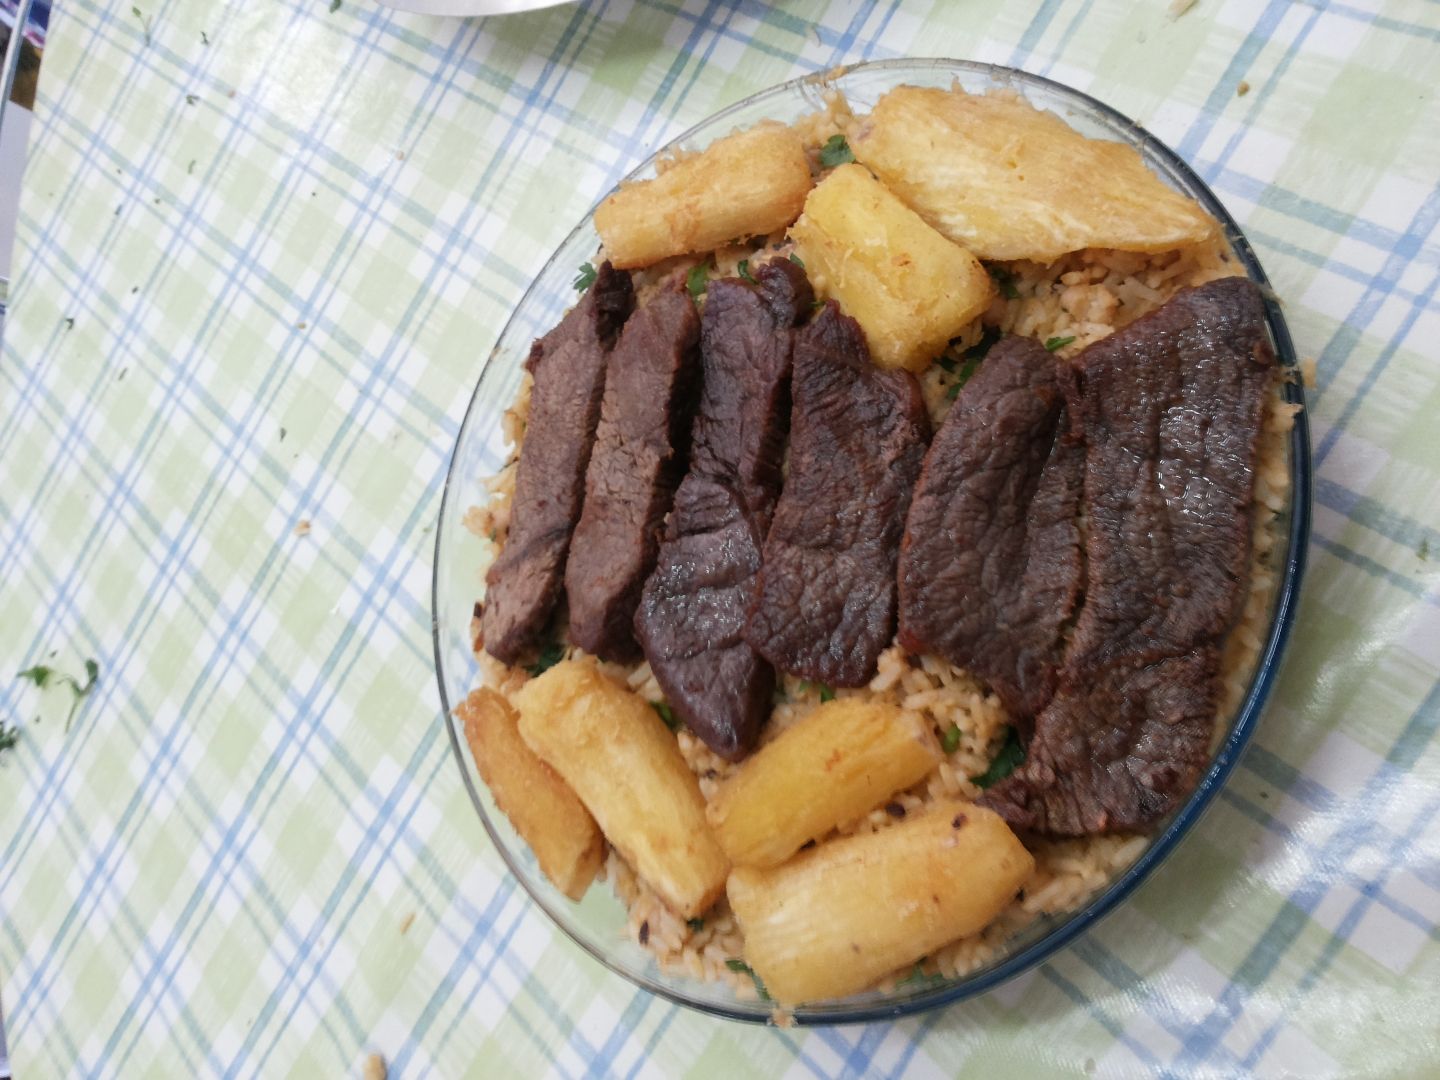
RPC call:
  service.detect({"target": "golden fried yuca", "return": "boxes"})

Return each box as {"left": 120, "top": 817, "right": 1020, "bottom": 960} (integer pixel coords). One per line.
{"left": 457, "top": 688, "right": 604, "bottom": 901}
{"left": 788, "top": 163, "right": 993, "bottom": 371}
{"left": 727, "top": 801, "right": 1035, "bottom": 1005}
{"left": 707, "top": 699, "right": 940, "bottom": 868}
{"left": 595, "top": 124, "right": 813, "bottom": 270}
{"left": 514, "top": 660, "right": 729, "bottom": 918}
{"left": 849, "top": 84, "right": 1215, "bottom": 262}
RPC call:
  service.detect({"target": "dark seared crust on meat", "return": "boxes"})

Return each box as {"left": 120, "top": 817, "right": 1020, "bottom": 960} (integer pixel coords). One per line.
{"left": 982, "top": 277, "right": 1275, "bottom": 837}
{"left": 635, "top": 476, "right": 774, "bottom": 760}
{"left": 635, "top": 260, "right": 812, "bottom": 759}
{"left": 744, "top": 302, "right": 931, "bottom": 687}
{"left": 897, "top": 337, "right": 1084, "bottom": 719}
{"left": 482, "top": 262, "right": 634, "bottom": 664}
{"left": 979, "top": 649, "right": 1218, "bottom": 836}
{"left": 565, "top": 278, "right": 701, "bottom": 661}
{"left": 1066, "top": 277, "right": 1274, "bottom": 676}
{"left": 690, "top": 259, "right": 812, "bottom": 522}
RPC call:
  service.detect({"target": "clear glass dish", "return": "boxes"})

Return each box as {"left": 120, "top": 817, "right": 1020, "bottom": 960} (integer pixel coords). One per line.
{"left": 431, "top": 58, "right": 1312, "bottom": 1025}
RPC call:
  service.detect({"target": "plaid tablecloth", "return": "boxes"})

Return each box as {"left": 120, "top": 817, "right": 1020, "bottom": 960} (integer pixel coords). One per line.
{"left": 2, "top": 1, "right": 1437, "bottom": 1075}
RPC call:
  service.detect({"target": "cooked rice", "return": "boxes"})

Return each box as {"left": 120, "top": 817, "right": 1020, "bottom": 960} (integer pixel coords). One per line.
{"left": 461, "top": 122, "right": 1299, "bottom": 1005}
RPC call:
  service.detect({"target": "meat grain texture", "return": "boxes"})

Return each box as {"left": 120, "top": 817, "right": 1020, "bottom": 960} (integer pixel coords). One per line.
{"left": 898, "top": 336, "right": 1084, "bottom": 721}
{"left": 744, "top": 302, "right": 931, "bottom": 687}
{"left": 566, "top": 278, "right": 701, "bottom": 661}
{"left": 635, "top": 260, "right": 813, "bottom": 760}
{"left": 482, "top": 263, "right": 634, "bottom": 664}
{"left": 982, "top": 278, "right": 1275, "bottom": 835}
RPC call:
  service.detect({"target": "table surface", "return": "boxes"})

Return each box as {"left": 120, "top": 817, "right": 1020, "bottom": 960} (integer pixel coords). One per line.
{"left": 2, "top": 1, "right": 1438, "bottom": 1076}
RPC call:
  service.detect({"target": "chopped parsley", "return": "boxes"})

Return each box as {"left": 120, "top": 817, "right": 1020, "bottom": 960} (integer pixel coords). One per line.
{"left": 972, "top": 725, "right": 1025, "bottom": 789}
{"left": 17, "top": 659, "right": 100, "bottom": 731}
{"left": 818, "top": 135, "right": 855, "bottom": 168}
{"left": 940, "top": 723, "right": 962, "bottom": 755}
{"left": 1044, "top": 335, "right": 1076, "bottom": 352}
{"left": 63, "top": 317, "right": 75, "bottom": 330}
{"left": 651, "top": 701, "right": 680, "bottom": 732}
{"left": 188, "top": 159, "right": 197, "bottom": 175}
{"left": 946, "top": 326, "right": 1003, "bottom": 397}
{"left": 1420, "top": 538, "right": 1430, "bottom": 562}
{"left": 201, "top": 30, "right": 209, "bottom": 45}
{"left": 686, "top": 917, "right": 705, "bottom": 932}
{"left": 686, "top": 261, "right": 710, "bottom": 299}
{"left": 896, "top": 961, "right": 944, "bottom": 988}
{"left": 988, "top": 265, "right": 1020, "bottom": 300}
{"left": 818, "top": 684, "right": 836, "bottom": 703}
{"left": 572, "top": 261, "right": 597, "bottom": 291}
{"left": 330, "top": 0, "right": 342, "bottom": 11}
{"left": 788, "top": 253, "right": 805, "bottom": 268}
{"left": 132, "top": 6, "right": 151, "bottom": 45}
{"left": 525, "top": 640, "right": 565, "bottom": 678}
{"left": 737, "top": 259, "right": 756, "bottom": 283}
{"left": 725, "top": 958, "right": 771, "bottom": 1000}
{"left": 185, "top": 94, "right": 198, "bottom": 106}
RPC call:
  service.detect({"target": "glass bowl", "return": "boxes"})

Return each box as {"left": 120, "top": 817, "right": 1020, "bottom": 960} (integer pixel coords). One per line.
{"left": 431, "top": 58, "right": 1312, "bottom": 1025}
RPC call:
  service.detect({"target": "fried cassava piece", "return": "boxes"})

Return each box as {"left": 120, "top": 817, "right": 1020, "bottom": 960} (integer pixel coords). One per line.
{"left": 849, "top": 84, "right": 1215, "bottom": 262}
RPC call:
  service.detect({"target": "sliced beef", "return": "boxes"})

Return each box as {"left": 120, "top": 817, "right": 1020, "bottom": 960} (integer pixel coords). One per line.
{"left": 635, "top": 476, "right": 773, "bottom": 759}
{"left": 897, "top": 337, "right": 1084, "bottom": 719}
{"left": 634, "top": 260, "right": 813, "bottom": 759}
{"left": 690, "top": 259, "right": 813, "bottom": 520}
{"left": 744, "top": 302, "right": 931, "bottom": 687}
{"left": 981, "top": 277, "right": 1275, "bottom": 837}
{"left": 1066, "top": 276, "right": 1274, "bottom": 676}
{"left": 565, "top": 278, "right": 701, "bottom": 661}
{"left": 979, "top": 649, "right": 1218, "bottom": 836}
{"left": 482, "top": 262, "right": 634, "bottom": 664}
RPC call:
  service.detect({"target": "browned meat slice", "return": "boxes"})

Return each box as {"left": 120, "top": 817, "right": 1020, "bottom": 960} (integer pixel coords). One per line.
{"left": 565, "top": 278, "right": 701, "bottom": 661}
{"left": 744, "top": 302, "right": 931, "bottom": 687}
{"left": 897, "top": 337, "right": 1084, "bottom": 718}
{"left": 1066, "top": 277, "right": 1274, "bottom": 676}
{"left": 979, "top": 649, "right": 1218, "bottom": 836}
{"left": 635, "top": 476, "right": 773, "bottom": 759}
{"left": 482, "top": 262, "right": 634, "bottom": 664}
{"left": 690, "top": 259, "right": 813, "bottom": 521}
{"left": 635, "top": 260, "right": 813, "bottom": 759}
{"left": 982, "top": 277, "right": 1275, "bottom": 837}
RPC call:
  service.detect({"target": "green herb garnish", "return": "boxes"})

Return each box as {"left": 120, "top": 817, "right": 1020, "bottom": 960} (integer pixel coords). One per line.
{"left": 1420, "top": 538, "right": 1430, "bottom": 561}
{"left": 686, "top": 262, "right": 709, "bottom": 299}
{"left": 185, "top": 94, "right": 198, "bottom": 106}
{"left": 18, "top": 659, "right": 100, "bottom": 731}
{"left": 687, "top": 917, "right": 705, "bottom": 932}
{"left": 818, "top": 685, "right": 836, "bottom": 703}
{"left": 946, "top": 326, "right": 1002, "bottom": 397}
{"left": 818, "top": 135, "right": 855, "bottom": 168}
{"left": 573, "top": 261, "right": 597, "bottom": 291}
{"left": 725, "top": 958, "right": 771, "bottom": 1001}
{"left": 525, "top": 641, "right": 565, "bottom": 678}
{"left": 63, "top": 317, "right": 75, "bottom": 331}
{"left": 972, "top": 725, "right": 1025, "bottom": 789}
{"left": 0, "top": 720, "right": 19, "bottom": 758}
{"left": 1044, "top": 335, "right": 1076, "bottom": 352}
{"left": 788, "top": 253, "right": 805, "bottom": 268}
{"left": 896, "top": 961, "right": 944, "bottom": 988}
{"left": 330, "top": 0, "right": 342, "bottom": 11}
{"left": 988, "top": 266, "right": 1020, "bottom": 300}
{"left": 132, "top": 7, "right": 151, "bottom": 45}
{"left": 651, "top": 701, "right": 680, "bottom": 732}
{"left": 737, "top": 259, "right": 755, "bottom": 283}
{"left": 201, "top": 30, "right": 209, "bottom": 45}
{"left": 188, "top": 159, "right": 197, "bottom": 175}
{"left": 940, "top": 723, "right": 961, "bottom": 755}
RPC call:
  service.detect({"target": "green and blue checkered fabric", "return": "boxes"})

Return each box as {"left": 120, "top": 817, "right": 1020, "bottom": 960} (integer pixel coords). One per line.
{"left": 1, "top": 0, "right": 1437, "bottom": 1075}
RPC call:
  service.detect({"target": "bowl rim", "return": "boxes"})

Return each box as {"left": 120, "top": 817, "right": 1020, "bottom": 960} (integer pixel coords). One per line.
{"left": 430, "top": 56, "right": 1313, "bottom": 1026}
